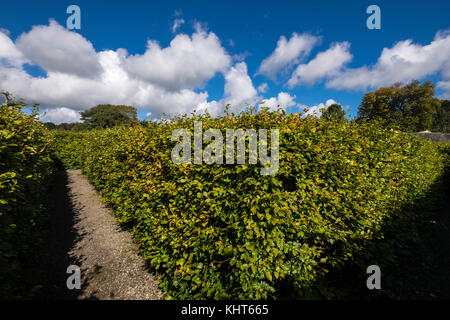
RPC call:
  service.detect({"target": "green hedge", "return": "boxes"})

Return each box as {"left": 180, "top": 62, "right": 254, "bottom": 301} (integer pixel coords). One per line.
{"left": 53, "top": 109, "right": 446, "bottom": 299}
{"left": 0, "top": 97, "right": 54, "bottom": 298}
{"left": 49, "top": 131, "right": 84, "bottom": 169}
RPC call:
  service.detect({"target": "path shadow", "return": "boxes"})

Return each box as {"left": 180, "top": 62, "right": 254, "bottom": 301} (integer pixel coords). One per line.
{"left": 21, "top": 170, "right": 101, "bottom": 300}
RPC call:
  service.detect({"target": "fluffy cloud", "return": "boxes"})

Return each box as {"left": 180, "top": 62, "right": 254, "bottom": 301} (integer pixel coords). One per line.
{"left": 262, "top": 92, "right": 297, "bottom": 111}
{"left": 124, "top": 25, "right": 231, "bottom": 91}
{"left": 198, "top": 63, "right": 299, "bottom": 115}
{"left": 326, "top": 31, "right": 450, "bottom": 90}
{"left": 282, "top": 30, "right": 450, "bottom": 97}
{"left": 172, "top": 18, "right": 185, "bottom": 33}
{"left": 0, "top": 20, "right": 305, "bottom": 123}
{"left": 0, "top": 21, "right": 226, "bottom": 119}
{"left": 288, "top": 42, "right": 352, "bottom": 87}
{"left": 223, "top": 62, "right": 258, "bottom": 107}
{"left": 16, "top": 20, "right": 102, "bottom": 78}
{"left": 0, "top": 20, "right": 332, "bottom": 122}
{"left": 0, "top": 31, "right": 28, "bottom": 67}
{"left": 40, "top": 107, "right": 81, "bottom": 124}
{"left": 257, "top": 33, "right": 320, "bottom": 80}
{"left": 197, "top": 62, "right": 259, "bottom": 115}
{"left": 257, "top": 82, "right": 268, "bottom": 93}
{"left": 0, "top": 28, "right": 10, "bottom": 36}
{"left": 437, "top": 81, "right": 450, "bottom": 99}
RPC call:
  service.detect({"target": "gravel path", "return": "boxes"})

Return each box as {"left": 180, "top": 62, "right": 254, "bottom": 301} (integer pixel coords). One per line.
{"left": 29, "top": 170, "right": 163, "bottom": 300}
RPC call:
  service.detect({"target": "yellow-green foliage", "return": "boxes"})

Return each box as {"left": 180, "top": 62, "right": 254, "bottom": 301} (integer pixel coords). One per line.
{"left": 0, "top": 98, "right": 54, "bottom": 298}
{"left": 49, "top": 131, "right": 85, "bottom": 169}
{"left": 53, "top": 109, "right": 446, "bottom": 299}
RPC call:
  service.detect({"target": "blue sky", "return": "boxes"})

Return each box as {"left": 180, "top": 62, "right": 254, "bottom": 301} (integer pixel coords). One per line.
{"left": 1, "top": 0, "right": 449, "bottom": 123}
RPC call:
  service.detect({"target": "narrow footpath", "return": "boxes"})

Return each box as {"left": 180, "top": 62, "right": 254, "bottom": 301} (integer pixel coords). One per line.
{"left": 29, "top": 170, "right": 163, "bottom": 300}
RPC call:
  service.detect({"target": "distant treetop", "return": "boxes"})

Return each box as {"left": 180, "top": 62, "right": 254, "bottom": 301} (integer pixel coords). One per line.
{"left": 357, "top": 80, "right": 445, "bottom": 132}
{"left": 321, "top": 103, "right": 346, "bottom": 122}
{"left": 79, "top": 104, "right": 138, "bottom": 130}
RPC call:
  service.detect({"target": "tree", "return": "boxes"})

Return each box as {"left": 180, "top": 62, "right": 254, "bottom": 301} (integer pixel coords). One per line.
{"left": 57, "top": 123, "right": 78, "bottom": 131}
{"left": 357, "top": 80, "right": 441, "bottom": 132}
{"left": 43, "top": 122, "right": 57, "bottom": 130}
{"left": 432, "top": 100, "right": 450, "bottom": 133}
{"left": 321, "top": 104, "right": 346, "bottom": 122}
{"left": 80, "top": 104, "right": 138, "bottom": 130}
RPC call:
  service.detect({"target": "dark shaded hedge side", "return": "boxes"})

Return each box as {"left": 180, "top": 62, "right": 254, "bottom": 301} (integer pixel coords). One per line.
{"left": 52, "top": 110, "right": 446, "bottom": 299}
{"left": 0, "top": 100, "right": 54, "bottom": 298}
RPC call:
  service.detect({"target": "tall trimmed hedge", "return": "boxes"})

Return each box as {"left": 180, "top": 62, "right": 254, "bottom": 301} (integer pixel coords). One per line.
{"left": 52, "top": 109, "right": 446, "bottom": 299}
{"left": 0, "top": 97, "right": 54, "bottom": 298}
{"left": 49, "top": 131, "right": 84, "bottom": 169}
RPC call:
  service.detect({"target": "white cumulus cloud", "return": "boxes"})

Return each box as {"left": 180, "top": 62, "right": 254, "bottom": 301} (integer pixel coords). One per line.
{"left": 16, "top": 20, "right": 102, "bottom": 78}
{"left": 261, "top": 92, "right": 297, "bottom": 111}
{"left": 257, "top": 82, "right": 268, "bottom": 93}
{"left": 198, "top": 62, "right": 299, "bottom": 115}
{"left": 40, "top": 107, "right": 81, "bottom": 124}
{"left": 288, "top": 42, "right": 352, "bottom": 87}
{"left": 124, "top": 25, "right": 231, "bottom": 91}
{"left": 0, "top": 21, "right": 224, "bottom": 119}
{"left": 172, "top": 18, "right": 185, "bottom": 33}
{"left": 0, "top": 31, "right": 28, "bottom": 67}
{"left": 326, "top": 31, "right": 450, "bottom": 91}
{"left": 437, "top": 81, "right": 450, "bottom": 99}
{"left": 197, "top": 62, "right": 259, "bottom": 115}
{"left": 223, "top": 62, "right": 259, "bottom": 107}
{"left": 257, "top": 33, "right": 320, "bottom": 80}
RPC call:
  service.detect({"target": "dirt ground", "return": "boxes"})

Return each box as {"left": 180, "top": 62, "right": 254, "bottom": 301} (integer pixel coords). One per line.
{"left": 27, "top": 170, "right": 163, "bottom": 300}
